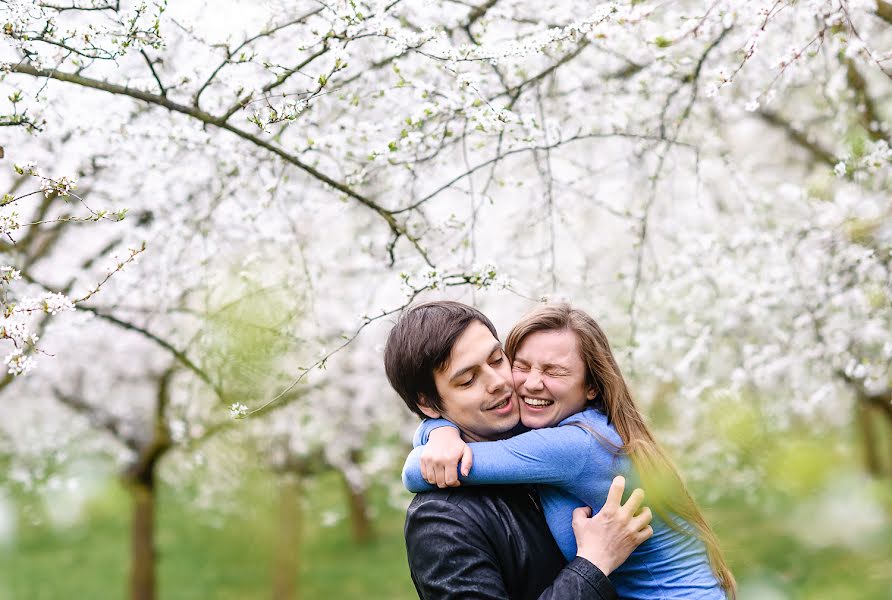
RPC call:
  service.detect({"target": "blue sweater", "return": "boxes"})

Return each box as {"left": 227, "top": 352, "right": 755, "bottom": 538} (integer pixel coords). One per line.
{"left": 403, "top": 407, "right": 725, "bottom": 600}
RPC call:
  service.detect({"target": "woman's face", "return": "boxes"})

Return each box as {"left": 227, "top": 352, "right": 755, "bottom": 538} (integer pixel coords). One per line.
{"left": 511, "top": 328, "right": 595, "bottom": 429}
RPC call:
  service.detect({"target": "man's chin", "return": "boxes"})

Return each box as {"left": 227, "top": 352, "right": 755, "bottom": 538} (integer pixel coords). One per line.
{"left": 463, "top": 416, "right": 521, "bottom": 442}
{"left": 489, "top": 416, "right": 522, "bottom": 440}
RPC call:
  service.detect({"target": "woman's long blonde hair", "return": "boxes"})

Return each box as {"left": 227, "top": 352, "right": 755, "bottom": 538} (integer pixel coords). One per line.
{"left": 505, "top": 303, "right": 736, "bottom": 598}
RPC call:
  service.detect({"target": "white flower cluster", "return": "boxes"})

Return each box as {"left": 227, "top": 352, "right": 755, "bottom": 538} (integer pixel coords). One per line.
{"left": 15, "top": 291, "right": 76, "bottom": 315}
{"left": 12, "top": 161, "right": 39, "bottom": 176}
{"left": 398, "top": 263, "right": 509, "bottom": 294}
{"left": 40, "top": 174, "right": 78, "bottom": 198}
{"left": 399, "top": 268, "right": 447, "bottom": 292}
{"left": 465, "top": 263, "right": 510, "bottom": 290}
{"left": 3, "top": 347, "right": 34, "bottom": 376}
{"left": 467, "top": 105, "right": 517, "bottom": 135}
{"left": 0, "top": 314, "right": 27, "bottom": 344}
{"left": 833, "top": 140, "right": 892, "bottom": 183}
{"left": 1, "top": 266, "right": 21, "bottom": 283}
{"left": 438, "top": 5, "right": 624, "bottom": 64}
{"left": 229, "top": 402, "right": 249, "bottom": 418}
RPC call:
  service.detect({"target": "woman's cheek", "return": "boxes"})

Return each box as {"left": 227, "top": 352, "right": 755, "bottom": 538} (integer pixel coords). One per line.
{"left": 511, "top": 371, "right": 527, "bottom": 390}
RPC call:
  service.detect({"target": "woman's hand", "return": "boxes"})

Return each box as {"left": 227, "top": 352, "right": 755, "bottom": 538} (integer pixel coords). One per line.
{"left": 420, "top": 426, "right": 473, "bottom": 488}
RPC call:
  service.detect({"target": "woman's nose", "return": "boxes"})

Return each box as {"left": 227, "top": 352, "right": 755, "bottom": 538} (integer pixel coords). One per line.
{"left": 525, "top": 369, "right": 543, "bottom": 390}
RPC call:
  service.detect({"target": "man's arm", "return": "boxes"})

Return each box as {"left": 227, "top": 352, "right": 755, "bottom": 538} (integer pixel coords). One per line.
{"left": 405, "top": 496, "right": 618, "bottom": 600}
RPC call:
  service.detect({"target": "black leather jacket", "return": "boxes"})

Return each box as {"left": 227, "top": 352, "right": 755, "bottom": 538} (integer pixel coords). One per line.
{"left": 405, "top": 484, "right": 618, "bottom": 600}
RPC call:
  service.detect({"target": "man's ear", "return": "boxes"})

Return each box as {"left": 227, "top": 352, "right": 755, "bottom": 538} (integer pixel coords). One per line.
{"left": 417, "top": 395, "right": 442, "bottom": 419}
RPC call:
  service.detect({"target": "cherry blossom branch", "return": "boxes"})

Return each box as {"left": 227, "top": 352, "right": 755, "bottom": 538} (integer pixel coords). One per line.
{"left": 192, "top": 8, "right": 325, "bottom": 107}
{"left": 7, "top": 62, "right": 434, "bottom": 266}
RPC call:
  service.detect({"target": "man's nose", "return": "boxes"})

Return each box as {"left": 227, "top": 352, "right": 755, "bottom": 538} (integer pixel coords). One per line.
{"left": 485, "top": 366, "right": 509, "bottom": 394}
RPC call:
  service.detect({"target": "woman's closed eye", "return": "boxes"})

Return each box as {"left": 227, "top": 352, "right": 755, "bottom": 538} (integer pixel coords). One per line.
{"left": 544, "top": 369, "right": 568, "bottom": 377}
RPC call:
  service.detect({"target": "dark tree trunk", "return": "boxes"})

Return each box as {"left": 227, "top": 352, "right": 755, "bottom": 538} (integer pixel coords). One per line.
{"left": 272, "top": 474, "right": 302, "bottom": 600}
{"left": 857, "top": 399, "right": 882, "bottom": 476}
{"left": 126, "top": 370, "right": 174, "bottom": 600}
{"left": 342, "top": 476, "right": 373, "bottom": 544}
{"left": 129, "top": 477, "right": 156, "bottom": 600}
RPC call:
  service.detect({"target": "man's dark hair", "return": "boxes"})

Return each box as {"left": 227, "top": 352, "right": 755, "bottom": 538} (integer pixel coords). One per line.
{"left": 384, "top": 300, "right": 498, "bottom": 418}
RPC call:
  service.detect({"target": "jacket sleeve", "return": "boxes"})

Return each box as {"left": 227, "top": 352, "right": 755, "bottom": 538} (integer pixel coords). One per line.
{"left": 405, "top": 497, "right": 617, "bottom": 600}
{"left": 546, "top": 557, "right": 620, "bottom": 600}
{"left": 403, "top": 424, "right": 597, "bottom": 493}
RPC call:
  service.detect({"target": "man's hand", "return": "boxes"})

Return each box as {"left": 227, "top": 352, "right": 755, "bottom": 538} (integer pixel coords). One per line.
{"left": 420, "top": 426, "right": 473, "bottom": 488}
{"left": 572, "top": 475, "right": 653, "bottom": 575}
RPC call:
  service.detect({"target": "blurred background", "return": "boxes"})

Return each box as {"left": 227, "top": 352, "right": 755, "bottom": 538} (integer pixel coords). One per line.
{"left": 1, "top": 0, "right": 891, "bottom": 598}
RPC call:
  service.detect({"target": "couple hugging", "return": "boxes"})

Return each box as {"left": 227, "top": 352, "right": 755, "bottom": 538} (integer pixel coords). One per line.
{"left": 384, "top": 301, "right": 736, "bottom": 600}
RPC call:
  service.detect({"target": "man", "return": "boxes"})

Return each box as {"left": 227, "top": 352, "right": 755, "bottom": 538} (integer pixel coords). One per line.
{"left": 385, "top": 301, "right": 651, "bottom": 600}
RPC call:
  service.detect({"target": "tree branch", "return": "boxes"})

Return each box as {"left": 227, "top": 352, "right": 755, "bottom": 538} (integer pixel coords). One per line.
{"left": 79, "top": 305, "right": 222, "bottom": 398}
{"left": 140, "top": 49, "right": 166, "bottom": 97}
{"left": 758, "top": 110, "right": 837, "bottom": 166}
{"left": 192, "top": 8, "right": 325, "bottom": 107}
{"left": 8, "top": 62, "right": 433, "bottom": 265}
{"left": 393, "top": 131, "right": 697, "bottom": 215}
{"left": 845, "top": 58, "right": 889, "bottom": 144}
{"left": 53, "top": 387, "right": 141, "bottom": 450}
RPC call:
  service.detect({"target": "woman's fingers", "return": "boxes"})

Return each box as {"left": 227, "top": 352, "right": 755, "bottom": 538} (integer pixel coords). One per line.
{"left": 460, "top": 445, "right": 473, "bottom": 477}
{"left": 443, "top": 462, "right": 459, "bottom": 487}
{"left": 435, "top": 463, "right": 448, "bottom": 488}
{"left": 421, "top": 458, "right": 433, "bottom": 485}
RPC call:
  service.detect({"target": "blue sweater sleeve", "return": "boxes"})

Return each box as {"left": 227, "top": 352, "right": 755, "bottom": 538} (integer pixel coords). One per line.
{"left": 403, "top": 424, "right": 597, "bottom": 493}
{"left": 412, "top": 418, "right": 458, "bottom": 448}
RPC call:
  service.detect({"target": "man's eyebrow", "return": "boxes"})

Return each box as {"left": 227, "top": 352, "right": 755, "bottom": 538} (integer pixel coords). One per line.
{"left": 449, "top": 342, "right": 502, "bottom": 382}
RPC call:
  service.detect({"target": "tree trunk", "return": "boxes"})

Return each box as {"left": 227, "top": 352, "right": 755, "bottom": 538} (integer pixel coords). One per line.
{"left": 129, "top": 479, "right": 156, "bottom": 600}
{"left": 855, "top": 399, "right": 886, "bottom": 477}
{"left": 272, "top": 473, "right": 302, "bottom": 600}
{"left": 342, "top": 477, "right": 374, "bottom": 544}
{"left": 857, "top": 395, "right": 889, "bottom": 477}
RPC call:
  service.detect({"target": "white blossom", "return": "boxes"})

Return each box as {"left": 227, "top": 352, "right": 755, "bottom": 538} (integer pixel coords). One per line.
{"left": 4, "top": 348, "right": 35, "bottom": 376}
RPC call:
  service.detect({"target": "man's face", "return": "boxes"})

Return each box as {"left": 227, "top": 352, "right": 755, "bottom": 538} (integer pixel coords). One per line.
{"left": 422, "top": 320, "right": 520, "bottom": 442}
{"left": 512, "top": 328, "right": 595, "bottom": 429}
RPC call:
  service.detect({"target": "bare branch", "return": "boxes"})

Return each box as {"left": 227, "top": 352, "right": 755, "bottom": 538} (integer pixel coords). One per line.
{"left": 758, "top": 110, "right": 837, "bottom": 166}
{"left": 53, "top": 387, "right": 141, "bottom": 450}
{"left": 393, "top": 131, "right": 697, "bottom": 215}
{"left": 140, "top": 49, "right": 167, "bottom": 97}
